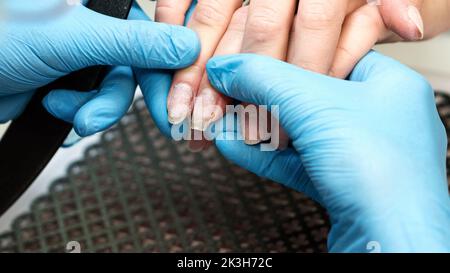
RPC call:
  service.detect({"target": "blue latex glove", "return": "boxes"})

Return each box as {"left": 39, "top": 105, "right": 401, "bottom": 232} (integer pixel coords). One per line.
{"left": 45, "top": 1, "right": 199, "bottom": 139}
{"left": 0, "top": 0, "right": 200, "bottom": 136}
{"left": 206, "top": 51, "right": 450, "bottom": 253}
{"left": 134, "top": 1, "right": 198, "bottom": 137}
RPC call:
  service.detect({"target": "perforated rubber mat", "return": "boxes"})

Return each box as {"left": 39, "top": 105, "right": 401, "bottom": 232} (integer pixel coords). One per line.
{"left": 1, "top": 92, "right": 450, "bottom": 253}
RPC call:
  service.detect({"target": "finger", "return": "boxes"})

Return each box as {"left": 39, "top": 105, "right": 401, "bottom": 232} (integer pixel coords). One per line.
{"left": 135, "top": 68, "right": 173, "bottom": 138}
{"left": 132, "top": 0, "right": 197, "bottom": 138}
{"left": 43, "top": 90, "right": 96, "bottom": 123}
{"left": 130, "top": 0, "right": 173, "bottom": 138}
{"left": 188, "top": 7, "right": 249, "bottom": 151}
{"left": 329, "top": 4, "right": 389, "bottom": 79}
{"left": 207, "top": 54, "right": 330, "bottom": 102}
{"left": 240, "top": 0, "right": 296, "bottom": 147}
{"left": 156, "top": 0, "right": 193, "bottom": 25}
{"left": 167, "top": 0, "right": 242, "bottom": 125}
{"left": 0, "top": 92, "right": 34, "bottom": 123}
{"left": 53, "top": 6, "right": 200, "bottom": 72}
{"left": 290, "top": 0, "right": 349, "bottom": 74}
{"left": 242, "top": 0, "right": 296, "bottom": 58}
{"left": 191, "top": 6, "right": 248, "bottom": 132}
{"left": 44, "top": 66, "right": 136, "bottom": 137}
{"left": 206, "top": 54, "right": 331, "bottom": 141}
{"left": 378, "top": 0, "right": 424, "bottom": 40}
{"left": 206, "top": 53, "right": 406, "bottom": 136}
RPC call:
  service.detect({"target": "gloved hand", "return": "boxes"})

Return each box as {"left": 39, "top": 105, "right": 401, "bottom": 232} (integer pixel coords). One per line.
{"left": 43, "top": 1, "right": 198, "bottom": 138}
{"left": 206, "top": 51, "right": 450, "bottom": 252}
{"left": 0, "top": 0, "right": 199, "bottom": 137}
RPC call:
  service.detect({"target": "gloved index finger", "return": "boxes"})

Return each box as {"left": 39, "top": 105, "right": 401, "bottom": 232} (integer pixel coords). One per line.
{"left": 56, "top": 7, "right": 201, "bottom": 71}
{"left": 206, "top": 54, "right": 340, "bottom": 107}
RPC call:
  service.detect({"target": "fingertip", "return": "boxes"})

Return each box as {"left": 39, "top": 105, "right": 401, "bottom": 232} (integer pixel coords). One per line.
{"left": 73, "top": 116, "right": 89, "bottom": 137}
{"left": 378, "top": 0, "right": 424, "bottom": 41}
{"left": 42, "top": 93, "right": 58, "bottom": 119}
{"left": 73, "top": 102, "right": 121, "bottom": 137}
{"left": 206, "top": 54, "right": 244, "bottom": 93}
{"left": 206, "top": 54, "right": 244, "bottom": 71}
{"left": 73, "top": 109, "right": 100, "bottom": 137}
{"left": 43, "top": 90, "right": 95, "bottom": 123}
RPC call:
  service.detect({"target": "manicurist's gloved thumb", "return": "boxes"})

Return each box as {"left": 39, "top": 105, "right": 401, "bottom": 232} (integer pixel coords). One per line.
{"left": 0, "top": 2, "right": 200, "bottom": 135}
{"left": 46, "top": 7, "right": 200, "bottom": 72}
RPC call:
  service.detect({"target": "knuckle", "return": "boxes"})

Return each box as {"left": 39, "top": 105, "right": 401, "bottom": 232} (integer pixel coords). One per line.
{"left": 246, "top": 6, "right": 286, "bottom": 42}
{"left": 227, "top": 7, "right": 248, "bottom": 32}
{"left": 299, "top": 0, "right": 342, "bottom": 30}
{"left": 193, "top": 0, "right": 229, "bottom": 28}
{"left": 346, "top": 8, "right": 381, "bottom": 31}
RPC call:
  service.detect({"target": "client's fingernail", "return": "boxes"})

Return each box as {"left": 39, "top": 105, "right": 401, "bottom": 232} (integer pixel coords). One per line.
{"left": 168, "top": 83, "right": 193, "bottom": 125}
{"left": 240, "top": 110, "right": 260, "bottom": 145}
{"left": 407, "top": 6, "right": 424, "bottom": 40}
{"left": 191, "top": 88, "right": 221, "bottom": 131}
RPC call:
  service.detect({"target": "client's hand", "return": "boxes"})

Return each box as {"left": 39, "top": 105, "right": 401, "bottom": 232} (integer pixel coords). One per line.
{"left": 207, "top": 51, "right": 450, "bottom": 252}
{"left": 185, "top": 0, "right": 450, "bottom": 150}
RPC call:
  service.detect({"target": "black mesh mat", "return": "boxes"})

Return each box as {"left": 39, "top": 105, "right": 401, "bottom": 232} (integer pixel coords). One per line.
{"left": 1, "top": 92, "right": 449, "bottom": 253}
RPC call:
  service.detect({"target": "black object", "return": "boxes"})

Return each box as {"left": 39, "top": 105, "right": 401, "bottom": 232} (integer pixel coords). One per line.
{"left": 0, "top": 0, "right": 133, "bottom": 216}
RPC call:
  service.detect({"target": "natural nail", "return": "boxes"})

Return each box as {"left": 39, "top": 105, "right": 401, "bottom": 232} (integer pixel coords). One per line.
{"left": 240, "top": 109, "right": 261, "bottom": 145}
{"left": 407, "top": 6, "right": 424, "bottom": 40}
{"left": 168, "top": 83, "right": 193, "bottom": 125}
{"left": 191, "top": 88, "right": 222, "bottom": 131}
